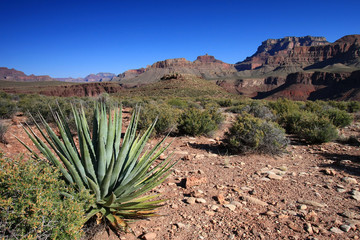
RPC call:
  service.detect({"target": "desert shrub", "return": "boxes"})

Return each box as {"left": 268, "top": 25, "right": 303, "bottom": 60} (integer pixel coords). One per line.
{"left": 178, "top": 107, "right": 223, "bottom": 136}
{"left": 268, "top": 98, "right": 302, "bottom": 117}
{"left": 0, "top": 98, "right": 17, "bottom": 119}
{"left": 18, "top": 95, "right": 94, "bottom": 131}
{"left": 303, "top": 100, "right": 327, "bottom": 113}
{"left": 280, "top": 110, "right": 318, "bottom": 134}
{"left": 297, "top": 118, "right": 338, "bottom": 144}
{"left": 167, "top": 98, "right": 188, "bottom": 109}
{"left": 225, "top": 113, "right": 288, "bottom": 154}
{"left": 138, "top": 103, "right": 181, "bottom": 135}
{"left": 242, "top": 101, "right": 276, "bottom": 121}
{"left": 0, "top": 122, "right": 9, "bottom": 144}
{"left": 328, "top": 100, "right": 348, "bottom": 111}
{"left": 323, "top": 108, "right": 353, "bottom": 128}
{"left": 347, "top": 101, "right": 360, "bottom": 113}
{"left": 0, "top": 154, "right": 93, "bottom": 240}
{"left": 217, "top": 99, "right": 233, "bottom": 107}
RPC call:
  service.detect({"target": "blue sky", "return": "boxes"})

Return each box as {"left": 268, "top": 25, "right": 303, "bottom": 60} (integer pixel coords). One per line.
{"left": 0, "top": 0, "right": 359, "bottom": 78}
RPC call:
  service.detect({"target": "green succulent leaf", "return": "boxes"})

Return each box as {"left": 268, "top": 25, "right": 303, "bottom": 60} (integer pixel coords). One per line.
{"left": 19, "top": 100, "right": 176, "bottom": 234}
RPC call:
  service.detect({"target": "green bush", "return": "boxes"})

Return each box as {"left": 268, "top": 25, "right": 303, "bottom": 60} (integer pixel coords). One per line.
{"left": 268, "top": 98, "right": 303, "bottom": 116}
{"left": 167, "top": 98, "right": 188, "bottom": 109}
{"left": 18, "top": 95, "right": 94, "bottom": 131}
{"left": 217, "top": 99, "right": 233, "bottom": 107}
{"left": 0, "top": 98, "right": 17, "bottom": 119}
{"left": 297, "top": 118, "right": 338, "bottom": 144}
{"left": 347, "top": 101, "right": 360, "bottom": 113}
{"left": 0, "top": 122, "right": 9, "bottom": 144}
{"left": 281, "top": 110, "right": 317, "bottom": 134}
{"left": 138, "top": 103, "right": 181, "bottom": 135}
{"left": 178, "top": 107, "right": 223, "bottom": 136}
{"left": 0, "top": 154, "right": 93, "bottom": 240}
{"left": 243, "top": 101, "right": 276, "bottom": 121}
{"left": 225, "top": 113, "right": 288, "bottom": 155}
{"left": 323, "top": 108, "right": 353, "bottom": 128}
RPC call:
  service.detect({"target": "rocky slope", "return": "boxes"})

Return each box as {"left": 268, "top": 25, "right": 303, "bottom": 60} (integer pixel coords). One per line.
{"left": 235, "top": 35, "right": 360, "bottom": 73}
{"left": 111, "top": 54, "right": 238, "bottom": 85}
{"left": 0, "top": 67, "right": 53, "bottom": 82}
{"left": 1, "top": 81, "right": 124, "bottom": 97}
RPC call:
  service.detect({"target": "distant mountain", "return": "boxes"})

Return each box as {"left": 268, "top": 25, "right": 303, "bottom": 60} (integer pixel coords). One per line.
{"left": 0, "top": 67, "right": 53, "bottom": 82}
{"left": 56, "top": 72, "right": 116, "bottom": 82}
{"left": 111, "top": 54, "right": 238, "bottom": 85}
{"left": 235, "top": 35, "right": 360, "bottom": 74}
{"left": 1, "top": 34, "right": 360, "bottom": 101}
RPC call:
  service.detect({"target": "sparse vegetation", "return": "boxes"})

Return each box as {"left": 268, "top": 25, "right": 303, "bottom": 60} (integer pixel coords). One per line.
{"left": 138, "top": 102, "right": 181, "bottom": 135}
{"left": 0, "top": 94, "right": 17, "bottom": 119}
{"left": 19, "top": 102, "right": 176, "bottom": 234}
{"left": 0, "top": 153, "right": 93, "bottom": 240}
{"left": 0, "top": 122, "right": 9, "bottom": 144}
{"left": 225, "top": 113, "right": 288, "bottom": 154}
{"left": 178, "top": 107, "right": 223, "bottom": 136}
{"left": 297, "top": 117, "right": 338, "bottom": 144}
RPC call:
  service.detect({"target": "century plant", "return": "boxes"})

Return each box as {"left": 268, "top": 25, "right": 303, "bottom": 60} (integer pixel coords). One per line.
{"left": 17, "top": 101, "right": 176, "bottom": 233}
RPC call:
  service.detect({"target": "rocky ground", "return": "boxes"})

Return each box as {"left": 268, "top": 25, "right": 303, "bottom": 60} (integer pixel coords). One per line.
{"left": 1, "top": 112, "right": 360, "bottom": 240}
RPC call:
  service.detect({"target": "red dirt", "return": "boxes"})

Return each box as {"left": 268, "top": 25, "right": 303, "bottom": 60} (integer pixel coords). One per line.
{"left": 1, "top": 112, "right": 360, "bottom": 240}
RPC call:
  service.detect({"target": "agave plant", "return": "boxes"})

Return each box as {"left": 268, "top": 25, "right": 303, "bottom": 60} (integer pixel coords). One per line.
{"left": 17, "top": 101, "right": 176, "bottom": 233}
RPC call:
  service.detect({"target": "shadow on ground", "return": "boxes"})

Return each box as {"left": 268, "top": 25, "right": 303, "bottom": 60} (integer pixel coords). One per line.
{"left": 319, "top": 152, "right": 360, "bottom": 177}
{"left": 188, "top": 142, "right": 229, "bottom": 156}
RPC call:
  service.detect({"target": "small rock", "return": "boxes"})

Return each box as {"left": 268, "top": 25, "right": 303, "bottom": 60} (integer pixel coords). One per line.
{"left": 298, "top": 204, "right": 307, "bottom": 210}
{"left": 346, "top": 219, "right": 360, "bottom": 229}
{"left": 260, "top": 177, "right": 270, "bottom": 182}
{"left": 305, "top": 211, "right": 319, "bottom": 223}
{"left": 305, "top": 222, "right": 313, "bottom": 234}
{"left": 190, "top": 189, "right": 204, "bottom": 198}
{"left": 216, "top": 194, "right": 227, "bottom": 204}
{"left": 337, "top": 188, "right": 346, "bottom": 193}
{"left": 265, "top": 211, "right": 276, "bottom": 216}
{"left": 224, "top": 204, "right": 236, "bottom": 211}
{"left": 342, "top": 177, "right": 358, "bottom": 184}
{"left": 176, "top": 222, "right": 186, "bottom": 229}
{"left": 241, "top": 186, "right": 253, "bottom": 192}
{"left": 196, "top": 198, "right": 206, "bottom": 204}
{"left": 323, "top": 169, "right": 337, "bottom": 176}
{"left": 278, "top": 214, "right": 289, "bottom": 219}
{"left": 186, "top": 197, "right": 196, "bottom": 205}
{"left": 143, "top": 232, "right": 157, "bottom": 240}
{"left": 288, "top": 222, "right": 302, "bottom": 232}
{"left": 211, "top": 205, "right": 219, "bottom": 211}
{"left": 330, "top": 227, "right": 343, "bottom": 234}
{"left": 205, "top": 210, "right": 215, "bottom": 216}
{"left": 242, "top": 195, "right": 268, "bottom": 206}
{"left": 352, "top": 195, "right": 360, "bottom": 201}
{"left": 340, "top": 224, "right": 351, "bottom": 232}
{"left": 159, "top": 154, "right": 166, "bottom": 160}
{"left": 278, "top": 166, "right": 288, "bottom": 171}
{"left": 185, "top": 176, "right": 207, "bottom": 188}
{"left": 297, "top": 200, "right": 327, "bottom": 208}
{"left": 341, "top": 210, "right": 360, "bottom": 219}
{"left": 267, "top": 172, "right": 283, "bottom": 180}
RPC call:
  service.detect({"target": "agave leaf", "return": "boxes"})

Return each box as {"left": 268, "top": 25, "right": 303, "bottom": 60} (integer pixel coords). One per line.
{"left": 100, "top": 153, "right": 115, "bottom": 198}
{"left": 103, "top": 192, "right": 117, "bottom": 207}
{"left": 105, "top": 104, "right": 116, "bottom": 166}
{"left": 53, "top": 111, "right": 89, "bottom": 186}
{"left": 87, "top": 177, "right": 101, "bottom": 202}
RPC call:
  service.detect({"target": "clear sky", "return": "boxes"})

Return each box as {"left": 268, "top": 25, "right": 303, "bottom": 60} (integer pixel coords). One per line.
{"left": 0, "top": 0, "right": 359, "bottom": 78}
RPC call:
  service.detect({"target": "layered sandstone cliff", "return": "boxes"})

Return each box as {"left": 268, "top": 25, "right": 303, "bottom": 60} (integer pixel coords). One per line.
{"left": 235, "top": 35, "right": 360, "bottom": 72}
{"left": 0, "top": 67, "right": 53, "bottom": 82}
